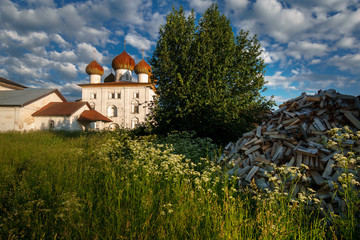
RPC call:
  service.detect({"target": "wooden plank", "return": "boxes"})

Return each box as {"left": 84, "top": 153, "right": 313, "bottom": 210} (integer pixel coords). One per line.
{"left": 236, "top": 166, "right": 251, "bottom": 177}
{"left": 295, "top": 147, "right": 318, "bottom": 157}
{"left": 245, "top": 145, "right": 261, "bottom": 155}
{"left": 316, "top": 109, "right": 327, "bottom": 116}
{"left": 256, "top": 126, "right": 262, "bottom": 138}
{"left": 286, "top": 156, "right": 295, "bottom": 167}
{"left": 322, "top": 160, "right": 335, "bottom": 179}
{"left": 307, "top": 96, "right": 321, "bottom": 102}
{"left": 244, "top": 137, "right": 258, "bottom": 146}
{"left": 284, "top": 110, "right": 296, "bottom": 118}
{"left": 255, "top": 157, "right": 271, "bottom": 165}
{"left": 314, "top": 117, "right": 327, "bottom": 131}
{"left": 269, "top": 134, "right": 287, "bottom": 140}
{"left": 343, "top": 111, "right": 360, "bottom": 129}
{"left": 296, "top": 153, "right": 303, "bottom": 167}
{"left": 289, "top": 118, "right": 301, "bottom": 126}
{"left": 284, "top": 124, "right": 299, "bottom": 130}
{"left": 263, "top": 131, "right": 279, "bottom": 135}
{"left": 245, "top": 166, "right": 259, "bottom": 182}
{"left": 321, "top": 151, "right": 339, "bottom": 162}
{"left": 283, "top": 141, "right": 296, "bottom": 149}
{"left": 272, "top": 146, "right": 284, "bottom": 162}
{"left": 243, "top": 130, "right": 255, "bottom": 137}
{"left": 303, "top": 155, "right": 310, "bottom": 166}
{"left": 355, "top": 97, "right": 360, "bottom": 110}
{"left": 282, "top": 118, "right": 298, "bottom": 125}
{"left": 309, "top": 171, "right": 325, "bottom": 185}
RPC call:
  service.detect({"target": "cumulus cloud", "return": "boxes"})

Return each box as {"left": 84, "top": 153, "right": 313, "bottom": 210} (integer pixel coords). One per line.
{"left": 287, "top": 41, "right": 328, "bottom": 59}
{"left": 329, "top": 53, "right": 360, "bottom": 73}
{"left": 125, "top": 32, "right": 155, "bottom": 52}
{"left": 187, "top": 0, "right": 215, "bottom": 12}
{"left": 251, "top": 0, "right": 310, "bottom": 42}
{"left": 265, "top": 71, "right": 297, "bottom": 91}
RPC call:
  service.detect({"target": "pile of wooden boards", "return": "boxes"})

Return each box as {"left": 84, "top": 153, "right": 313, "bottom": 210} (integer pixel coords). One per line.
{"left": 219, "top": 89, "right": 360, "bottom": 215}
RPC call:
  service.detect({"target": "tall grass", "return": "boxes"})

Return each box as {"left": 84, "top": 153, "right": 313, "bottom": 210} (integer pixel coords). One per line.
{"left": 0, "top": 130, "right": 353, "bottom": 239}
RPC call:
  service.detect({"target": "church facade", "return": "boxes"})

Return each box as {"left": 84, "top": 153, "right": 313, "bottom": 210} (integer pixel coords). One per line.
{"left": 78, "top": 50, "right": 156, "bottom": 130}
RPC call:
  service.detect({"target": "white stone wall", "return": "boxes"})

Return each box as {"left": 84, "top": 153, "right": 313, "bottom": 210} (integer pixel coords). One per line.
{"left": 0, "top": 92, "right": 64, "bottom": 131}
{"left": 81, "top": 85, "right": 155, "bottom": 130}
{"left": 33, "top": 105, "right": 90, "bottom": 131}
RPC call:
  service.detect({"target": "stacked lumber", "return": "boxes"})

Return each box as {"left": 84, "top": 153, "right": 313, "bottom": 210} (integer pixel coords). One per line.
{"left": 219, "top": 89, "right": 360, "bottom": 215}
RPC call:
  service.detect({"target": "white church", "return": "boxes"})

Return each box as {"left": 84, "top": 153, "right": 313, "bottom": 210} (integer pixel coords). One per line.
{"left": 79, "top": 49, "right": 156, "bottom": 130}
{"left": 0, "top": 49, "right": 156, "bottom": 132}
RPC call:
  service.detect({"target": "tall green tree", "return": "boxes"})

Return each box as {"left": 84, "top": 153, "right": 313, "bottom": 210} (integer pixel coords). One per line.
{"left": 150, "top": 4, "right": 274, "bottom": 144}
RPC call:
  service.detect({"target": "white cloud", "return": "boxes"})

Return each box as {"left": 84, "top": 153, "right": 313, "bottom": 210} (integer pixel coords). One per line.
{"left": 48, "top": 50, "right": 77, "bottom": 62}
{"left": 265, "top": 71, "right": 298, "bottom": 90}
{"left": 329, "top": 53, "right": 360, "bottom": 73}
{"left": 253, "top": 0, "right": 310, "bottom": 42}
{"left": 336, "top": 37, "right": 359, "bottom": 49}
{"left": 125, "top": 32, "right": 155, "bottom": 52}
{"left": 225, "top": 0, "right": 248, "bottom": 15}
{"left": 287, "top": 41, "right": 328, "bottom": 59}
{"left": 187, "top": 0, "right": 215, "bottom": 12}
{"left": 0, "top": 69, "right": 8, "bottom": 77}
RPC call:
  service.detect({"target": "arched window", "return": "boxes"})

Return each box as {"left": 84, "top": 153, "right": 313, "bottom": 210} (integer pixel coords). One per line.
{"left": 107, "top": 105, "right": 117, "bottom": 117}
{"left": 131, "top": 118, "right": 139, "bottom": 129}
{"left": 131, "top": 101, "right": 139, "bottom": 114}
{"left": 89, "top": 102, "right": 95, "bottom": 110}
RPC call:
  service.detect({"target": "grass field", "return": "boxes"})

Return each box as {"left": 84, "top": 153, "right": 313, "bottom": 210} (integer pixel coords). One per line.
{"left": 0, "top": 131, "right": 357, "bottom": 239}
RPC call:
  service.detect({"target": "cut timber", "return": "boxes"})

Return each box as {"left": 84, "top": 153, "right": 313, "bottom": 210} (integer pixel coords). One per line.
{"left": 322, "top": 160, "right": 335, "bottom": 179}
{"left": 342, "top": 111, "right": 360, "bottom": 129}
{"left": 296, "top": 147, "right": 318, "bottom": 157}
{"left": 245, "top": 145, "right": 261, "bottom": 155}
{"left": 296, "top": 153, "right": 303, "bottom": 167}
{"left": 236, "top": 166, "right": 251, "bottom": 177}
{"left": 256, "top": 126, "right": 262, "bottom": 138}
{"left": 255, "top": 157, "right": 271, "bottom": 165}
{"left": 307, "top": 96, "right": 321, "bottom": 102}
{"left": 245, "top": 166, "right": 259, "bottom": 182}
{"left": 310, "top": 171, "right": 325, "bottom": 185}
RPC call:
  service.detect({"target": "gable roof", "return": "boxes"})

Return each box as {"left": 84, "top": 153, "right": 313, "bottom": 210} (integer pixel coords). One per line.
{"left": 0, "top": 89, "right": 66, "bottom": 107}
{"left": 78, "top": 110, "right": 112, "bottom": 122}
{"left": 0, "top": 76, "right": 27, "bottom": 90}
{"left": 32, "top": 102, "right": 90, "bottom": 117}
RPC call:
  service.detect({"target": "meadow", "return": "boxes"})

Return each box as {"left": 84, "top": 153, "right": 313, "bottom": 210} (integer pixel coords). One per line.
{"left": 0, "top": 130, "right": 357, "bottom": 239}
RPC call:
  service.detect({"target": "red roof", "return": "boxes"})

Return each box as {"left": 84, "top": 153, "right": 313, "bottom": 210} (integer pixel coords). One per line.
{"left": 32, "top": 102, "right": 89, "bottom": 116}
{"left": 78, "top": 110, "right": 112, "bottom": 122}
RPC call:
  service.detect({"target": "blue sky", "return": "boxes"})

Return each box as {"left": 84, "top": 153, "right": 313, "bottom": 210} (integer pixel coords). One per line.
{"left": 0, "top": 0, "right": 359, "bottom": 105}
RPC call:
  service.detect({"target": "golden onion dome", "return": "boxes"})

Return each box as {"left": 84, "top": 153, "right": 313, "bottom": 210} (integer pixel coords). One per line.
{"left": 134, "top": 59, "right": 151, "bottom": 75}
{"left": 104, "top": 73, "right": 115, "bottom": 82}
{"left": 112, "top": 51, "right": 135, "bottom": 71}
{"left": 85, "top": 60, "right": 104, "bottom": 76}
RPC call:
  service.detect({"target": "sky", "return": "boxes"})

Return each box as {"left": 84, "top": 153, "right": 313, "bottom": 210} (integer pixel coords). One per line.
{"left": 0, "top": 0, "right": 359, "bottom": 105}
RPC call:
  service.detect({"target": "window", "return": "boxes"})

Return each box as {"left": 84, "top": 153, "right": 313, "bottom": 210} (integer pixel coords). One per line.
{"left": 49, "top": 120, "right": 55, "bottom": 130}
{"left": 107, "top": 105, "right": 118, "bottom": 117}
{"left": 117, "top": 92, "right": 121, "bottom": 99}
{"left": 131, "top": 118, "right": 139, "bottom": 129}
{"left": 133, "top": 91, "right": 139, "bottom": 99}
{"left": 108, "top": 91, "right": 116, "bottom": 99}
{"left": 131, "top": 101, "right": 139, "bottom": 114}
{"left": 91, "top": 92, "right": 97, "bottom": 99}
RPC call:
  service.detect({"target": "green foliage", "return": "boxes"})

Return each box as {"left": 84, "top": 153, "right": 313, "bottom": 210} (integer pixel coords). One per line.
{"left": 326, "top": 127, "right": 360, "bottom": 239}
{"left": 1, "top": 131, "right": 356, "bottom": 239}
{"left": 150, "top": 4, "right": 274, "bottom": 144}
